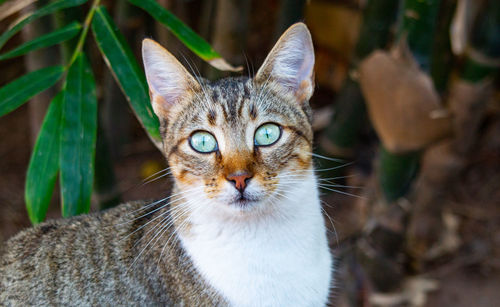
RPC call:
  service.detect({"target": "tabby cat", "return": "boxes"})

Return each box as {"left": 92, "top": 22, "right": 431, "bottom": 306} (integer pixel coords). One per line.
{"left": 0, "top": 23, "right": 332, "bottom": 306}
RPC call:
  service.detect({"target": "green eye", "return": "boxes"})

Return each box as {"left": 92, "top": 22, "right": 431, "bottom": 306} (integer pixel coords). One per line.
{"left": 189, "top": 131, "right": 218, "bottom": 153}
{"left": 255, "top": 123, "right": 281, "bottom": 146}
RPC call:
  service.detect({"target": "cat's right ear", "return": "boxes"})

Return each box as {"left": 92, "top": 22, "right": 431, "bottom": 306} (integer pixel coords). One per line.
{"left": 255, "top": 23, "right": 315, "bottom": 103}
{"left": 142, "top": 39, "right": 198, "bottom": 119}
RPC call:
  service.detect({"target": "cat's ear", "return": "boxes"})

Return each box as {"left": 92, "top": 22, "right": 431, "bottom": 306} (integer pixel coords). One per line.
{"left": 255, "top": 22, "right": 315, "bottom": 102}
{"left": 142, "top": 39, "right": 198, "bottom": 119}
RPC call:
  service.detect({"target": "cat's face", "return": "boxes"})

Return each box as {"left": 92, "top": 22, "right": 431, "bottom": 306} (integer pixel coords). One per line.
{"left": 143, "top": 23, "right": 315, "bottom": 217}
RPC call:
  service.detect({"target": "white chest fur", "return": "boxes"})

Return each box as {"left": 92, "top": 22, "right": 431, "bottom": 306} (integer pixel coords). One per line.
{"left": 180, "top": 175, "right": 332, "bottom": 307}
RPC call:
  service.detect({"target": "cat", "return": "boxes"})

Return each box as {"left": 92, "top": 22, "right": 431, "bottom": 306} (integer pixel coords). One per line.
{"left": 0, "top": 22, "right": 332, "bottom": 306}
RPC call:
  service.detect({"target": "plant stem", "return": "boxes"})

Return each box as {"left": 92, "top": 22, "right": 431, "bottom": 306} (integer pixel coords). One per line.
{"left": 67, "top": 0, "right": 101, "bottom": 68}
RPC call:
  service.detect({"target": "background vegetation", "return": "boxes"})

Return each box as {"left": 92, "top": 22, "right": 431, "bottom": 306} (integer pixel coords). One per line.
{"left": 0, "top": 0, "right": 499, "bottom": 306}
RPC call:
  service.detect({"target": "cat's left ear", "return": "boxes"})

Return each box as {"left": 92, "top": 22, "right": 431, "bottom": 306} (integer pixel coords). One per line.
{"left": 255, "top": 22, "right": 315, "bottom": 102}
{"left": 142, "top": 39, "right": 198, "bottom": 119}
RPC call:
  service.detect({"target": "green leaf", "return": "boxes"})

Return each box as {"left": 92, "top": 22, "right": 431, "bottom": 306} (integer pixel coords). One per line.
{"left": 0, "top": 66, "right": 65, "bottom": 117}
{"left": 127, "top": 0, "right": 241, "bottom": 72}
{"left": 25, "top": 92, "right": 64, "bottom": 225}
{"left": 0, "top": 0, "right": 87, "bottom": 50}
{"left": 0, "top": 21, "right": 81, "bottom": 60}
{"left": 60, "top": 52, "right": 97, "bottom": 217}
{"left": 91, "top": 6, "right": 161, "bottom": 147}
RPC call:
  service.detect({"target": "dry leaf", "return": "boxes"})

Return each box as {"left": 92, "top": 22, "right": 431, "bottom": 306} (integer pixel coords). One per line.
{"left": 208, "top": 58, "right": 243, "bottom": 72}
{"left": 0, "top": 0, "right": 36, "bottom": 22}
{"left": 358, "top": 39, "right": 452, "bottom": 154}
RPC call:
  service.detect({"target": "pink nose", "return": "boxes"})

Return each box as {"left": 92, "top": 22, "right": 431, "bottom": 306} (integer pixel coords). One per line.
{"left": 226, "top": 172, "right": 253, "bottom": 193}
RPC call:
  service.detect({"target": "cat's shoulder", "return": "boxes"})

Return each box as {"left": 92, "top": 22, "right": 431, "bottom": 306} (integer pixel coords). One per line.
{"left": 1, "top": 201, "right": 145, "bottom": 261}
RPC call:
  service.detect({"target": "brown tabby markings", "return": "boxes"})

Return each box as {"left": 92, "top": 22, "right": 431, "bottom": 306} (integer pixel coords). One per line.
{"left": 1, "top": 202, "right": 226, "bottom": 305}
{"left": 161, "top": 75, "right": 313, "bottom": 206}
{"left": 207, "top": 109, "right": 217, "bottom": 125}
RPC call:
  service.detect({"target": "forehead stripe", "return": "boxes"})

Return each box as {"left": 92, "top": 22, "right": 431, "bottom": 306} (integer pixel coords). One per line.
{"left": 207, "top": 109, "right": 217, "bottom": 125}
{"left": 249, "top": 103, "right": 257, "bottom": 119}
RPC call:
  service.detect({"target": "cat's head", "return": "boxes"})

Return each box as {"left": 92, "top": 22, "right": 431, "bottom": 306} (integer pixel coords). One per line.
{"left": 142, "top": 23, "right": 315, "bottom": 218}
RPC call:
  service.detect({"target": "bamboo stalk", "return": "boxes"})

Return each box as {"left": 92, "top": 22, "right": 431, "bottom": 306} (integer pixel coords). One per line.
{"left": 453, "top": 0, "right": 500, "bottom": 154}
{"left": 356, "top": 0, "right": 444, "bottom": 292}
{"left": 378, "top": 0, "right": 442, "bottom": 202}
{"left": 406, "top": 0, "right": 500, "bottom": 261}
{"left": 430, "top": 0, "right": 457, "bottom": 92}
{"left": 379, "top": 146, "right": 420, "bottom": 202}
{"left": 461, "top": 0, "right": 500, "bottom": 83}
{"left": 273, "top": 0, "right": 306, "bottom": 41}
{"left": 397, "top": 0, "right": 442, "bottom": 71}
{"left": 317, "top": 0, "right": 399, "bottom": 176}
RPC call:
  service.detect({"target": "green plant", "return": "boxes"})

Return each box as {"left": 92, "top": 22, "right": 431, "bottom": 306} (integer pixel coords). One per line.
{"left": 0, "top": 0, "right": 238, "bottom": 224}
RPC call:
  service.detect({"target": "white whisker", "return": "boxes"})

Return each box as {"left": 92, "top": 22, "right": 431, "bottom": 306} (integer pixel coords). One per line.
{"left": 310, "top": 152, "right": 344, "bottom": 163}
{"left": 318, "top": 186, "right": 365, "bottom": 199}
{"left": 320, "top": 206, "right": 339, "bottom": 246}
{"left": 141, "top": 167, "right": 171, "bottom": 184}
{"left": 142, "top": 171, "right": 172, "bottom": 186}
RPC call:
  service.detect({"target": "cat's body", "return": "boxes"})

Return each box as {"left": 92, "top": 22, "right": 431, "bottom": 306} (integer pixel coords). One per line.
{"left": 1, "top": 23, "right": 333, "bottom": 306}
{"left": 0, "top": 202, "right": 225, "bottom": 306}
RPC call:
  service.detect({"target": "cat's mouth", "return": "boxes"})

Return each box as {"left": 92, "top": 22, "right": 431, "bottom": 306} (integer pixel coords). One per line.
{"left": 230, "top": 194, "right": 260, "bottom": 208}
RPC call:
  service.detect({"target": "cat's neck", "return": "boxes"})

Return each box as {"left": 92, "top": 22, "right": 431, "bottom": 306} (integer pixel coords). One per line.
{"left": 176, "top": 171, "right": 332, "bottom": 306}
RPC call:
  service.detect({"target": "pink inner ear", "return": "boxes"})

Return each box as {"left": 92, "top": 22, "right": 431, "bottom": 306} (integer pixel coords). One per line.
{"left": 271, "top": 38, "right": 315, "bottom": 101}
{"left": 143, "top": 56, "right": 188, "bottom": 106}
{"left": 297, "top": 48, "right": 314, "bottom": 87}
{"left": 256, "top": 24, "right": 315, "bottom": 99}
{"left": 142, "top": 39, "right": 197, "bottom": 118}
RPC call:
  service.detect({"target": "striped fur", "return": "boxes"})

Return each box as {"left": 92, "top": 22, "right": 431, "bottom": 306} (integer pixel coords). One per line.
{"left": 0, "top": 202, "right": 225, "bottom": 305}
